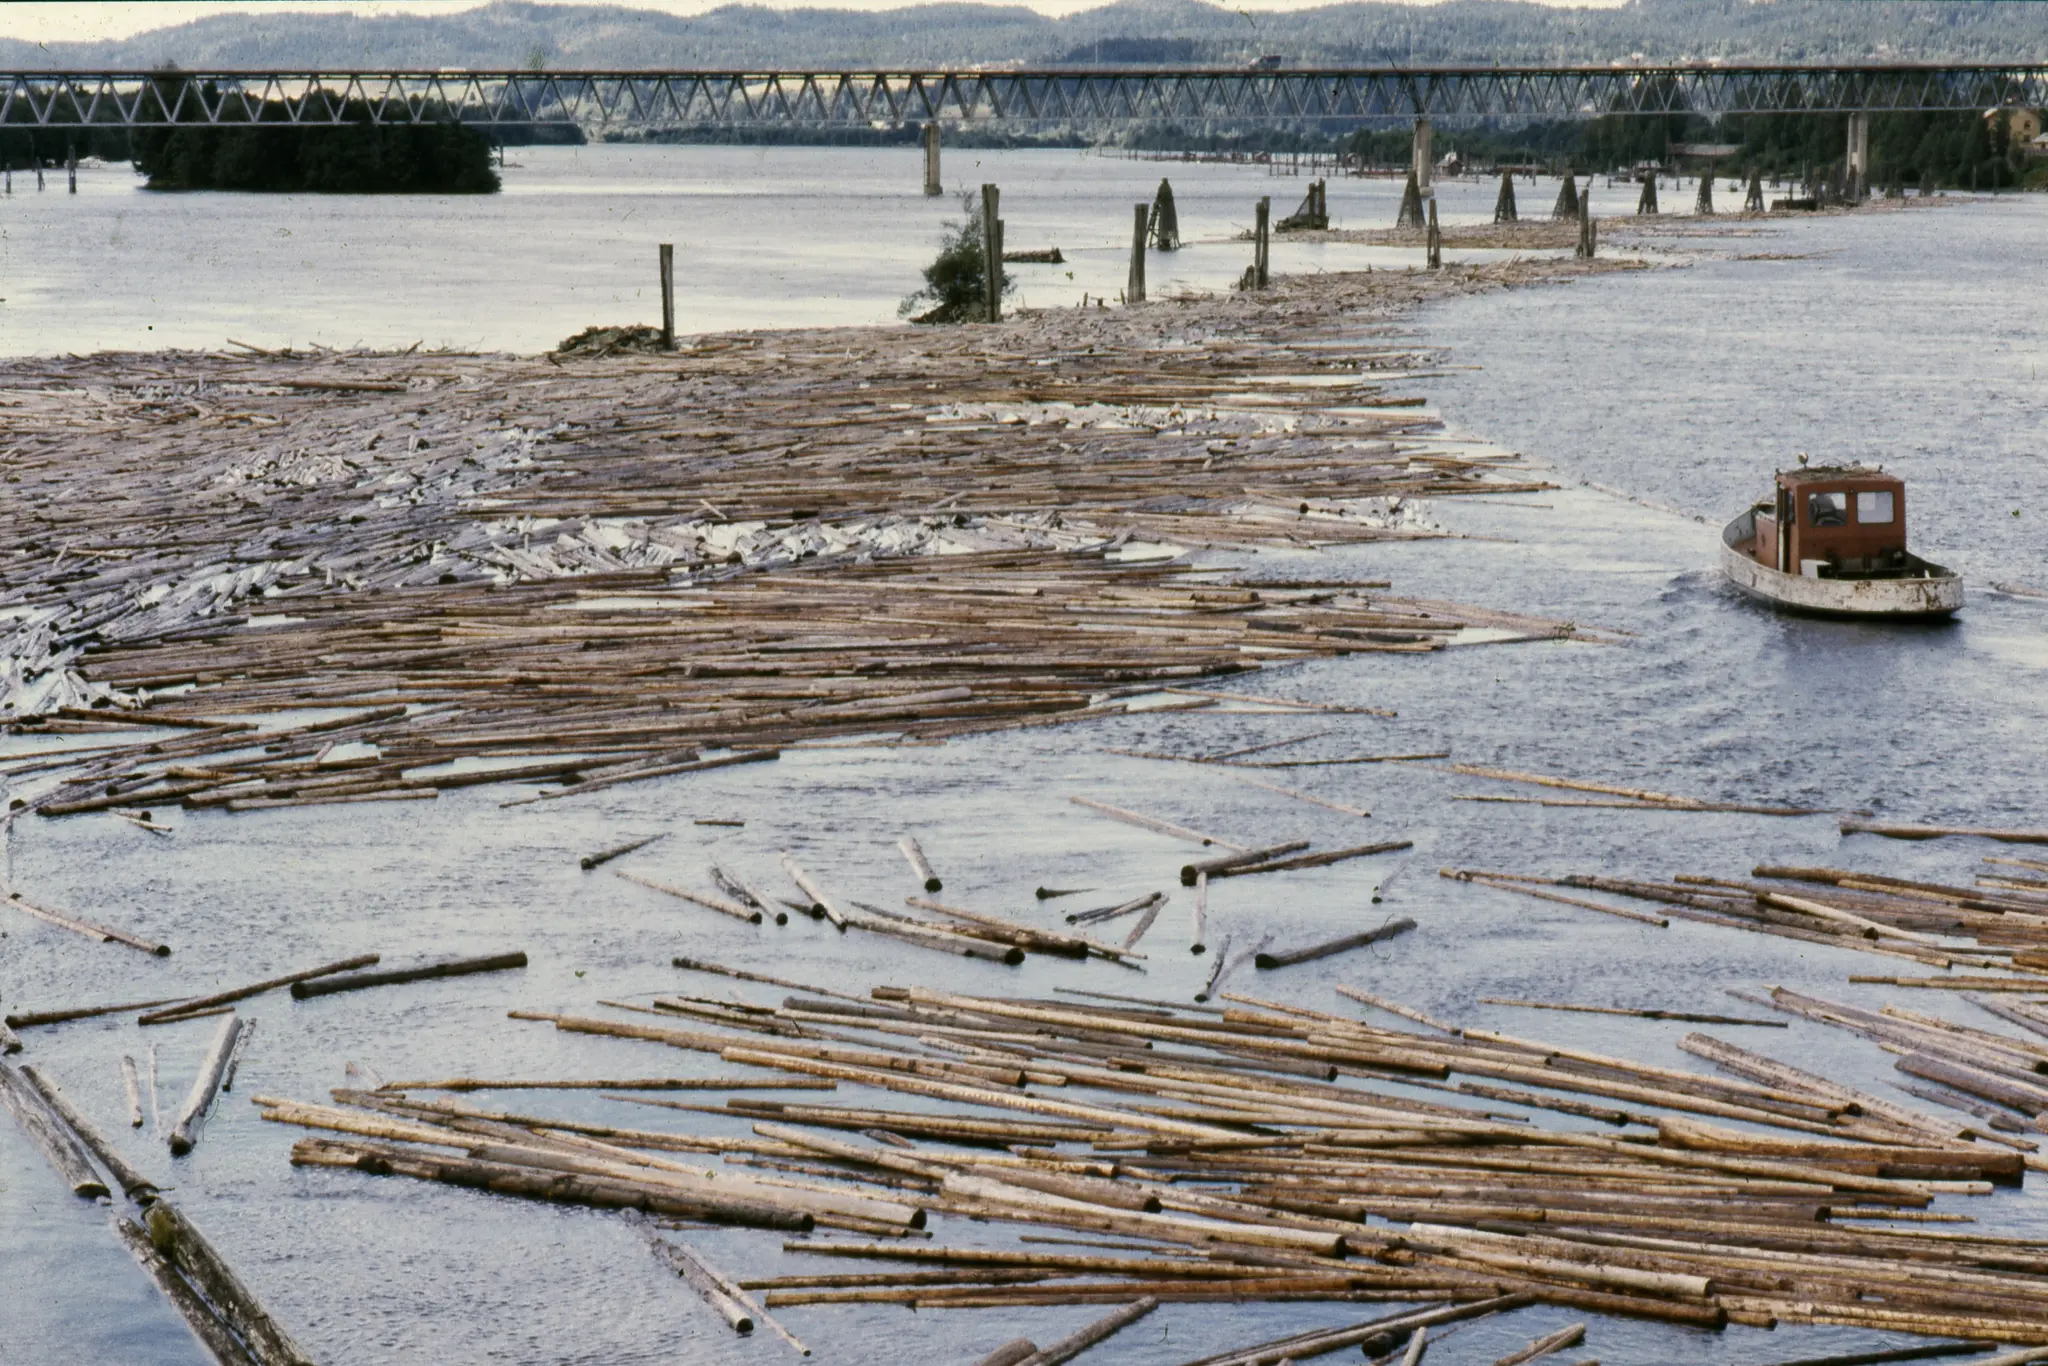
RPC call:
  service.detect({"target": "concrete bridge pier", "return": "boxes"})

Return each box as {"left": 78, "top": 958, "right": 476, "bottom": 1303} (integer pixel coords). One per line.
{"left": 922, "top": 123, "right": 942, "bottom": 196}
{"left": 1412, "top": 118, "right": 1433, "bottom": 199}
{"left": 1845, "top": 111, "right": 1869, "bottom": 201}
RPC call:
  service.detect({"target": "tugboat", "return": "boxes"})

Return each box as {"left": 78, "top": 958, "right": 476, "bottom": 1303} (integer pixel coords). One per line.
{"left": 1721, "top": 465, "right": 1962, "bottom": 619}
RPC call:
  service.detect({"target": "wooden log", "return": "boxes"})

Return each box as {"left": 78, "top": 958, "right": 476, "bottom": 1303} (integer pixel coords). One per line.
{"left": 781, "top": 853, "right": 849, "bottom": 929}
{"left": 1070, "top": 796, "right": 1246, "bottom": 850}
{"left": 1334, "top": 986, "right": 1461, "bottom": 1036}
{"left": 660, "top": 1232, "right": 811, "bottom": 1355}
{"left": 713, "top": 863, "right": 787, "bottom": 920}
{"left": 289, "top": 951, "right": 528, "bottom": 999}
{"left": 1172, "top": 1294, "right": 1537, "bottom": 1366}
{"left": 646, "top": 1230, "right": 754, "bottom": 1333}
{"left": 0, "top": 1060, "right": 110, "bottom": 1196}
{"left": 3, "top": 889, "right": 171, "bottom": 955}
{"left": 19, "top": 1063, "right": 159, "bottom": 1202}
{"left": 977, "top": 1340, "right": 1040, "bottom": 1366}
{"left": 380, "top": 1076, "right": 838, "bottom": 1093}
{"left": 1016, "top": 1295, "right": 1158, "bottom": 1366}
{"left": 1402, "top": 1324, "right": 1430, "bottom": 1366}
{"left": 113, "top": 1216, "right": 262, "bottom": 1366}
{"left": 1491, "top": 1324, "right": 1586, "bottom": 1366}
{"left": 122, "top": 1055, "right": 145, "bottom": 1127}
{"left": 1183, "top": 841, "right": 1312, "bottom": 885}
{"left": 616, "top": 870, "right": 770, "bottom": 924}
{"left": 169, "top": 1013, "right": 242, "bottom": 1155}
{"left": 140, "top": 954, "right": 381, "bottom": 1025}
{"left": 0, "top": 1018, "right": 18, "bottom": 1054}
{"left": 1210, "top": 839, "right": 1413, "bottom": 880}
{"left": 7, "top": 995, "right": 197, "bottom": 1029}
{"left": 900, "top": 836, "right": 942, "bottom": 892}
{"left": 1068, "top": 891, "right": 1165, "bottom": 927}
{"left": 1123, "top": 896, "right": 1164, "bottom": 951}
{"left": 1478, "top": 998, "right": 1787, "bottom": 1028}
{"left": 1229, "top": 773, "right": 1371, "bottom": 818}
{"left": 144, "top": 1201, "right": 317, "bottom": 1366}
{"left": 1841, "top": 819, "right": 2048, "bottom": 846}
{"left": 1191, "top": 871, "right": 1209, "bottom": 955}
{"left": 1256, "top": 918, "right": 1415, "bottom": 970}
{"left": 581, "top": 833, "right": 664, "bottom": 870}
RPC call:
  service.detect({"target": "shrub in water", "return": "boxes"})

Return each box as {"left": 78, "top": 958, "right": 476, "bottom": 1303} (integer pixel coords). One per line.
{"left": 901, "top": 192, "right": 1011, "bottom": 324}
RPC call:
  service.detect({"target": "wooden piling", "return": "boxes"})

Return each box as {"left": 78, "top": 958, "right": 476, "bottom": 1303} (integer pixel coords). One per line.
{"left": 1552, "top": 173, "right": 1580, "bottom": 221}
{"left": 981, "top": 184, "right": 1002, "bottom": 323}
{"left": 1254, "top": 197, "right": 1270, "bottom": 289}
{"left": 1637, "top": 172, "right": 1659, "bottom": 215}
{"left": 1426, "top": 199, "right": 1442, "bottom": 271}
{"left": 923, "top": 123, "right": 942, "bottom": 197}
{"left": 659, "top": 244, "right": 676, "bottom": 351}
{"left": 1494, "top": 170, "right": 1519, "bottom": 224}
{"left": 1695, "top": 173, "right": 1714, "bottom": 215}
{"left": 1396, "top": 169, "right": 1426, "bottom": 230}
{"left": 1129, "top": 203, "right": 1148, "bottom": 304}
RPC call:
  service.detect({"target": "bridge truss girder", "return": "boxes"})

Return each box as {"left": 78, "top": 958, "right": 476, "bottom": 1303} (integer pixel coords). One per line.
{"left": 3, "top": 66, "right": 2044, "bottom": 130}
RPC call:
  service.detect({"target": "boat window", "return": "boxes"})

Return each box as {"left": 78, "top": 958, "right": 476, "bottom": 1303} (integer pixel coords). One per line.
{"left": 1807, "top": 492, "right": 1848, "bottom": 527}
{"left": 1855, "top": 490, "right": 1895, "bottom": 525}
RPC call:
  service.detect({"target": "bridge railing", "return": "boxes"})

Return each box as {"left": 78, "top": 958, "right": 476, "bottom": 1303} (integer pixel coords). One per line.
{"left": 3, "top": 67, "right": 2044, "bottom": 129}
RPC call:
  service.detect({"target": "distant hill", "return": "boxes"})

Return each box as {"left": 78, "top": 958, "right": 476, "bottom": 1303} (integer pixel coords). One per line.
{"left": 2, "top": 0, "right": 2044, "bottom": 72}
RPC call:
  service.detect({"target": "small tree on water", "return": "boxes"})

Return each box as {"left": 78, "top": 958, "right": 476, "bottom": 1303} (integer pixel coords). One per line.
{"left": 901, "top": 192, "right": 1012, "bottom": 324}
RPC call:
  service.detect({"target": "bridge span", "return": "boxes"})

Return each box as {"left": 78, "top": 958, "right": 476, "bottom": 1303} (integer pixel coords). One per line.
{"left": 3, "top": 64, "right": 2044, "bottom": 130}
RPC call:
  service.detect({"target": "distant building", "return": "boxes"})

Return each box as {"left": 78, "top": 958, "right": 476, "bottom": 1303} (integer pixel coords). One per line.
{"left": 1986, "top": 106, "right": 2043, "bottom": 144}
{"left": 1437, "top": 149, "right": 1464, "bottom": 177}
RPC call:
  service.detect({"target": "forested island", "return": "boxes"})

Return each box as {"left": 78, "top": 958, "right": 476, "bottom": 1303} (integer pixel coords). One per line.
{"left": 130, "top": 99, "right": 501, "bottom": 194}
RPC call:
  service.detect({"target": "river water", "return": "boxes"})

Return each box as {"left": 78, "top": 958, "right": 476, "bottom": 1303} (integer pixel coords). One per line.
{"left": 2, "top": 148, "right": 2046, "bottom": 1365}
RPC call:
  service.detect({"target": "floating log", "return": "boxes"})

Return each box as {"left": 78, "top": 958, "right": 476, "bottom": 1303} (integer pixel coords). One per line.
{"left": 113, "top": 1217, "right": 263, "bottom": 1366}
{"left": 976, "top": 1341, "right": 1040, "bottom": 1366}
{"left": 1071, "top": 797, "right": 1245, "bottom": 850}
{"left": 1182, "top": 841, "right": 1311, "bottom": 885}
{"left": 781, "top": 853, "right": 849, "bottom": 929}
{"left": 1190, "top": 871, "right": 1209, "bottom": 955}
{"left": 145, "top": 1201, "right": 316, "bottom": 1366}
{"left": 1016, "top": 1296, "right": 1159, "bottom": 1366}
{"left": 1842, "top": 819, "right": 2048, "bottom": 846}
{"left": 1229, "top": 773, "right": 1371, "bottom": 818}
{"left": 20, "top": 1063, "right": 160, "bottom": 1202}
{"left": 140, "top": 953, "right": 381, "bottom": 1025}
{"left": 378, "top": 1076, "right": 838, "bottom": 1093}
{"left": 122, "top": 1055, "right": 145, "bottom": 1127}
{"left": 169, "top": 1013, "right": 242, "bottom": 1155}
{"left": 0, "top": 1060, "right": 109, "bottom": 1196}
{"left": 289, "top": 950, "right": 528, "bottom": 999}
{"left": 647, "top": 1230, "right": 755, "bottom": 1333}
{"left": 3, "top": 889, "right": 170, "bottom": 955}
{"left": 1209, "top": 839, "right": 1413, "bottom": 880}
{"left": 1492, "top": 1322, "right": 1587, "bottom": 1366}
{"left": 6, "top": 994, "right": 197, "bottom": 1029}
{"left": 1256, "top": 917, "right": 1415, "bottom": 970}
{"left": 617, "top": 870, "right": 769, "bottom": 924}
{"left": 899, "top": 836, "right": 943, "bottom": 892}
{"left": 1478, "top": 998, "right": 1788, "bottom": 1028}
{"left": 581, "top": 833, "right": 665, "bottom": 870}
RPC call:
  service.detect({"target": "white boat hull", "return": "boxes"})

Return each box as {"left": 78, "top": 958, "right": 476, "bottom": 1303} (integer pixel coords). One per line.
{"left": 1721, "top": 514, "right": 1961, "bottom": 620}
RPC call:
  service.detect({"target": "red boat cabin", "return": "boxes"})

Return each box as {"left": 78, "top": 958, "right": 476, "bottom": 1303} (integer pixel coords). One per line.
{"left": 1750, "top": 466, "right": 1909, "bottom": 578}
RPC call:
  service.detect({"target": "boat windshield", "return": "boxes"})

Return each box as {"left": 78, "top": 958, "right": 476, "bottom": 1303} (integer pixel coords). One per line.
{"left": 1807, "top": 491, "right": 1848, "bottom": 527}
{"left": 1856, "top": 490, "right": 1895, "bottom": 524}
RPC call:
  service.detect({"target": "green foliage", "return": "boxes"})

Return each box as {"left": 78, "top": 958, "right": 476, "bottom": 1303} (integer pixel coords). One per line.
{"left": 901, "top": 193, "right": 1011, "bottom": 325}
{"left": 128, "top": 83, "right": 498, "bottom": 194}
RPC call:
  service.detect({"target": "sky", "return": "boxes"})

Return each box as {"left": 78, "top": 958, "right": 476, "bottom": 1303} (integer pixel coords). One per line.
{"left": 0, "top": 0, "right": 1622, "bottom": 43}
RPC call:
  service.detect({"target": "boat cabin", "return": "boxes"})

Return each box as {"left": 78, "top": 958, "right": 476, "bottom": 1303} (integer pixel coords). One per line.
{"left": 1749, "top": 466, "right": 1910, "bottom": 579}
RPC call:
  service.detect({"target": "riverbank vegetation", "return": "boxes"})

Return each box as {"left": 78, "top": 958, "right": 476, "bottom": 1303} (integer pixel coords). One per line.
{"left": 900, "top": 192, "right": 1011, "bottom": 324}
